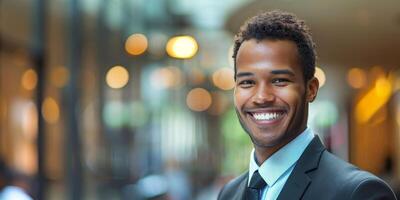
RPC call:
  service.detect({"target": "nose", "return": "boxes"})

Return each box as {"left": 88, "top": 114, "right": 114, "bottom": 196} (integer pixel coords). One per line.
{"left": 252, "top": 84, "right": 275, "bottom": 105}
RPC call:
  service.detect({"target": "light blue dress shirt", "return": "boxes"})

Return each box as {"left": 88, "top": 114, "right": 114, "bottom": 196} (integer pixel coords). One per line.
{"left": 248, "top": 127, "right": 314, "bottom": 200}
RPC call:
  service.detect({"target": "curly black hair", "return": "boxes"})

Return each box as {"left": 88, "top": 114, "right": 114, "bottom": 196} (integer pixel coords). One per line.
{"left": 233, "top": 10, "right": 316, "bottom": 81}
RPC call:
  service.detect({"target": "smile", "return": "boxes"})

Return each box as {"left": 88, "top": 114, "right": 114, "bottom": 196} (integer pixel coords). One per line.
{"left": 252, "top": 112, "right": 283, "bottom": 121}
{"left": 246, "top": 109, "right": 286, "bottom": 125}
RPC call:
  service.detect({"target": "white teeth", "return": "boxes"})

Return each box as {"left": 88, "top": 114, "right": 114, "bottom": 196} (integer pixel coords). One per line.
{"left": 252, "top": 112, "right": 282, "bottom": 121}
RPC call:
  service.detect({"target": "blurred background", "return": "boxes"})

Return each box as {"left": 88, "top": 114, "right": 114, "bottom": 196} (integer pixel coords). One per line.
{"left": 0, "top": 0, "right": 400, "bottom": 199}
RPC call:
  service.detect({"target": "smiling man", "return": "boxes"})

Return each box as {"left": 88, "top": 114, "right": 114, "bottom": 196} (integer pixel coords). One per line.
{"left": 217, "top": 10, "right": 397, "bottom": 200}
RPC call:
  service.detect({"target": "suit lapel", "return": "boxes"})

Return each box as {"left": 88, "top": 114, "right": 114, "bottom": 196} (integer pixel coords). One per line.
{"left": 277, "top": 136, "right": 326, "bottom": 200}
{"left": 234, "top": 174, "right": 248, "bottom": 200}
{"left": 276, "top": 171, "right": 311, "bottom": 200}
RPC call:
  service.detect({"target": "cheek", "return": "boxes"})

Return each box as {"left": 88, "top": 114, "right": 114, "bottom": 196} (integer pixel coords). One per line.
{"left": 234, "top": 89, "right": 249, "bottom": 107}
{"left": 275, "top": 87, "right": 304, "bottom": 105}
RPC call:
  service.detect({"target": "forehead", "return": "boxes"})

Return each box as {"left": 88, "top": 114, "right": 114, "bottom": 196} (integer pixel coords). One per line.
{"left": 236, "top": 39, "right": 302, "bottom": 74}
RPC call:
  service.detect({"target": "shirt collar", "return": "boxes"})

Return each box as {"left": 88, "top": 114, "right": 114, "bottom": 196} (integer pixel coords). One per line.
{"left": 248, "top": 127, "right": 314, "bottom": 187}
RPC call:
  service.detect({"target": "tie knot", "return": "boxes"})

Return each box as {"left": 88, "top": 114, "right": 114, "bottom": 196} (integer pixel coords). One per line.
{"left": 249, "top": 170, "right": 266, "bottom": 189}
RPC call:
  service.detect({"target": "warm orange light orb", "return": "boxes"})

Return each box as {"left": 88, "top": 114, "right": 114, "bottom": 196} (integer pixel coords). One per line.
{"left": 21, "top": 69, "right": 38, "bottom": 90}
{"left": 42, "top": 97, "right": 60, "bottom": 124}
{"left": 186, "top": 88, "right": 212, "bottom": 112}
{"left": 212, "top": 68, "right": 235, "bottom": 90}
{"left": 347, "top": 68, "right": 367, "bottom": 89}
{"left": 125, "top": 33, "right": 148, "bottom": 56}
{"left": 150, "top": 66, "right": 183, "bottom": 89}
{"left": 106, "top": 66, "right": 129, "bottom": 89}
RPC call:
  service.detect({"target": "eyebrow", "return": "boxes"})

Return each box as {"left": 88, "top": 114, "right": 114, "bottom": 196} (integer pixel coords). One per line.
{"left": 235, "top": 72, "right": 254, "bottom": 79}
{"left": 236, "top": 69, "right": 295, "bottom": 78}
{"left": 270, "top": 69, "right": 295, "bottom": 76}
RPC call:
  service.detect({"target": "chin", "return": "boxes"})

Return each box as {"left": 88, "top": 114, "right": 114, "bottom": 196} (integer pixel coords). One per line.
{"left": 252, "top": 135, "right": 284, "bottom": 148}
{"left": 246, "top": 128, "right": 285, "bottom": 146}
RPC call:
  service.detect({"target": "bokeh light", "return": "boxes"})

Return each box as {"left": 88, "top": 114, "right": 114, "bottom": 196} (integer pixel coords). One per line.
{"left": 21, "top": 69, "right": 38, "bottom": 90}
{"left": 186, "top": 88, "right": 212, "bottom": 112}
{"left": 375, "top": 77, "right": 392, "bottom": 98}
{"left": 22, "top": 102, "right": 38, "bottom": 140}
{"left": 314, "top": 67, "right": 326, "bottom": 88}
{"left": 106, "top": 65, "right": 129, "bottom": 89}
{"left": 355, "top": 77, "right": 392, "bottom": 124}
{"left": 50, "top": 66, "right": 70, "bottom": 88}
{"left": 212, "top": 67, "right": 235, "bottom": 90}
{"left": 166, "top": 36, "right": 198, "bottom": 59}
{"left": 42, "top": 97, "right": 60, "bottom": 124}
{"left": 125, "top": 33, "right": 148, "bottom": 56}
{"left": 150, "top": 66, "right": 183, "bottom": 89}
{"left": 15, "top": 144, "right": 37, "bottom": 175}
{"left": 103, "top": 101, "right": 125, "bottom": 128}
{"left": 347, "top": 68, "right": 367, "bottom": 89}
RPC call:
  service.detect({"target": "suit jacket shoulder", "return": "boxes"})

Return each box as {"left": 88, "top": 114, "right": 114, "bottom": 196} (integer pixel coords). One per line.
{"left": 279, "top": 137, "right": 397, "bottom": 200}
{"left": 217, "top": 171, "right": 248, "bottom": 200}
{"left": 316, "top": 151, "right": 397, "bottom": 200}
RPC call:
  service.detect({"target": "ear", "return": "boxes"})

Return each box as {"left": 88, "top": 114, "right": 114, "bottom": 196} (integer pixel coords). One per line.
{"left": 306, "top": 77, "right": 319, "bottom": 102}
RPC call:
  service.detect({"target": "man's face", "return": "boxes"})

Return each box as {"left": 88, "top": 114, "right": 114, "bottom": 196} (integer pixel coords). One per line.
{"left": 234, "top": 39, "right": 318, "bottom": 150}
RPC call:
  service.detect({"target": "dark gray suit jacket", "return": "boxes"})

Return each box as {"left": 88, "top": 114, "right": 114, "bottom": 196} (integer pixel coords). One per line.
{"left": 218, "top": 137, "right": 397, "bottom": 200}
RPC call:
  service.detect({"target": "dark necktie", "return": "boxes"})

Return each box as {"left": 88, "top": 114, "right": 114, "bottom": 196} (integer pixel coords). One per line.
{"left": 245, "top": 170, "right": 267, "bottom": 200}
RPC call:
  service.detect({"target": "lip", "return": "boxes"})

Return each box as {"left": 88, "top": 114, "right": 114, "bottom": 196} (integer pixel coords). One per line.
{"left": 244, "top": 108, "right": 287, "bottom": 127}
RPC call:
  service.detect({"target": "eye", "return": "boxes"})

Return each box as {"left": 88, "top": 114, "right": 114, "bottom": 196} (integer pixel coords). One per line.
{"left": 272, "top": 78, "right": 291, "bottom": 86}
{"left": 237, "top": 80, "right": 255, "bottom": 88}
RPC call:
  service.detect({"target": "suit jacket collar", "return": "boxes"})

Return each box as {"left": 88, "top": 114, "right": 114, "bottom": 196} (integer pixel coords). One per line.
{"left": 249, "top": 128, "right": 314, "bottom": 188}
{"left": 222, "top": 136, "right": 325, "bottom": 200}
{"left": 276, "top": 136, "right": 326, "bottom": 200}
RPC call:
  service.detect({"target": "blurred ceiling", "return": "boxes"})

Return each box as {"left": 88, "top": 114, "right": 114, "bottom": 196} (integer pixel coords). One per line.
{"left": 225, "top": 0, "right": 400, "bottom": 68}
{"left": 1, "top": 0, "right": 399, "bottom": 68}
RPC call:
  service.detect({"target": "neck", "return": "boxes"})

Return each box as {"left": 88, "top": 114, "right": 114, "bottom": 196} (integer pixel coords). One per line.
{"left": 254, "top": 127, "right": 306, "bottom": 165}
{"left": 254, "top": 143, "right": 286, "bottom": 165}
